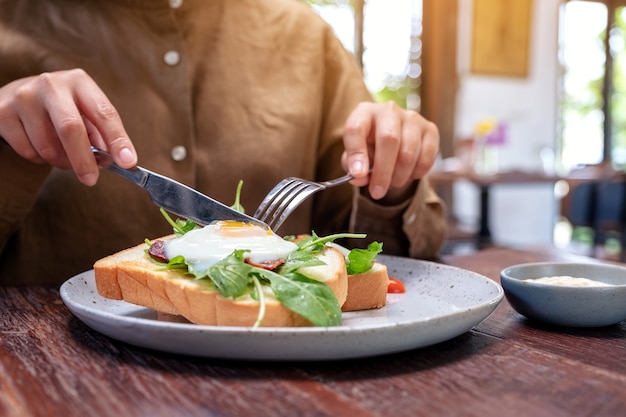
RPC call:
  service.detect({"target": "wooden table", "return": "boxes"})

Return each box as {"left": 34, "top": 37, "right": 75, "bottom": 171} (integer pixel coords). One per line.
{"left": 2, "top": 247, "right": 625, "bottom": 417}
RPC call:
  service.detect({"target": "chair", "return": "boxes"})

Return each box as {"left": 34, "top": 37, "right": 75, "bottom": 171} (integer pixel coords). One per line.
{"left": 567, "top": 181, "right": 596, "bottom": 229}
{"left": 593, "top": 180, "right": 626, "bottom": 259}
{"left": 564, "top": 180, "right": 626, "bottom": 260}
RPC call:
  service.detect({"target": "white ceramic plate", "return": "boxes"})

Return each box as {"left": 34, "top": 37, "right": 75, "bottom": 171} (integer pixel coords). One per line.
{"left": 60, "top": 255, "right": 504, "bottom": 361}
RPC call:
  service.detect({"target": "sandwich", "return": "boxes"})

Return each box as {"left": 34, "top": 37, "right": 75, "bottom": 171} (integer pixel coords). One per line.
{"left": 94, "top": 186, "right": 390, "bottom": 327}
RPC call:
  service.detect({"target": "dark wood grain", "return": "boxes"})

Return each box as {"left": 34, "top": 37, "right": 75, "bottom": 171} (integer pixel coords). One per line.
{"left": 0, "top": 247, "right": 624, "bottom": 417}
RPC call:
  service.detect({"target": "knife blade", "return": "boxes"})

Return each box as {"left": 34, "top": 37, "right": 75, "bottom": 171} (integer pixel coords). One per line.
{"left": 92, "top": 147, "right": 269, "bottom": 230}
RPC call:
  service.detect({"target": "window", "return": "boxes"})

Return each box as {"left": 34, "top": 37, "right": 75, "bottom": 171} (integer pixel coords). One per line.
{"left": 308, "top": 0, "right": 423, "bottom": 111}
{"left": 305, "top": 0, "right": 457, "bottom": 158}
{"left": 559, "top": 0, "right": 626, "bottom": 171}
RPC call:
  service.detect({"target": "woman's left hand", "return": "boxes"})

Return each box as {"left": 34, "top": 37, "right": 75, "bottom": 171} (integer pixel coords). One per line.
{"left": 341, "top": 101, "right": 440, "bottom": 202}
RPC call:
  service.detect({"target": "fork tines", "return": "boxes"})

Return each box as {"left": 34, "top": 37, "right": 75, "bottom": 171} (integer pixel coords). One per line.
{"left": 253, "top": 178, "right": 321, "bottom": 231}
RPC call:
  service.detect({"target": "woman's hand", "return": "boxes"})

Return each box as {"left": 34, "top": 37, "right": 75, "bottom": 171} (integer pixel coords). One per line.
{"left": 0, "top": 68, "right": 137, "bottom": 186}
{"left": 341, "top": 101, "right": 439, "bottom": 203}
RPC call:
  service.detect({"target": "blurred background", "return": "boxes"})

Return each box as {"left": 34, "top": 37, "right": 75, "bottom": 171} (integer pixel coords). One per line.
{"left": 306, "top": 0, "right": 626, "bottom": 260}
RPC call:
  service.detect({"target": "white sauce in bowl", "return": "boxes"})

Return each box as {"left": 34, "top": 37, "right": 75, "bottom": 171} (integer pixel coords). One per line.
{"left": 523, "top": 276, "right": 613, "bottom": 287}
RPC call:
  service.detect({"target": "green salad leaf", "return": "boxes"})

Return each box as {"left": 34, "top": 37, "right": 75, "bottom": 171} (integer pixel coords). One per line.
{"left": 160, "top": 207, "right": 199, "bottom": 236}
{"left": 230, "top": 180, "right": 246, "bottom": 214}
{"left": 292, "top": 231, "right": 366, "bottom": 253}
{"left": 279, "top": 249, "right": 326, "bottom": 274}
{"left": 346, "top": 241, "right": 383, "bottom": 275}
{"left": 251, "top": 276, "right": 266, "bottom": 327}
{"left": 164, "top": 255, "right": 188, "bottom": 271}
{"left": 205, "top": 250, "right": 254, "bottom": 298}
{"left": 260, "top": 269, "right": 341, "bottom": 327}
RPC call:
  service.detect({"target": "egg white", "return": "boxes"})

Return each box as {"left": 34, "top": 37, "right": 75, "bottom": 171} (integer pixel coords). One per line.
{"left": 164, "top": 221, "right": 298, "bottom": 273}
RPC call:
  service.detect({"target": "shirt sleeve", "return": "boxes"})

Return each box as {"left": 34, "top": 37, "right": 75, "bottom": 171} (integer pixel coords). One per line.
{"left": 347, "top": 176, "right": 447, "bottom": 259}
{"left": 0, "top": 142, "right": 51, "bottom": 252}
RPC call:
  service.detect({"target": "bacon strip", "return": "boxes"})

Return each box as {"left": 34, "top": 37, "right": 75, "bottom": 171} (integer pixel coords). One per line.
{"left": 148, "top": 240, "right": 168, "bottom": 263}
{"left": 245, "top": 258, "right": 285, "bottom": 271}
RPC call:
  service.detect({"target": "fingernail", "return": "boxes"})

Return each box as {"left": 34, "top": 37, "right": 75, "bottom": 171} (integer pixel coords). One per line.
{"left": 350, "top": 160, "right": 364, "bottom": 176}
{"left": 81, "top": 173, "right": 97, "bottom": 187}
{"left": 119, "top": 147, "right": 136, "bottom": 166}
{"left": 371, "top": 185, "right": 385, "bottom": 199}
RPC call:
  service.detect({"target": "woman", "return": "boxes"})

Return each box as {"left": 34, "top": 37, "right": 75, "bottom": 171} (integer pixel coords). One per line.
{"left": 0, "top": 0, "right": 445, "bottom": 285}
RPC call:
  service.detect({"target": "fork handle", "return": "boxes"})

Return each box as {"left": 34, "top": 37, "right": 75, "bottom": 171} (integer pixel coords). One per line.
{"left": 321, "top": 173, "right": 354, "bottom": 187}
{"left": 322, "top": 169, "right": 373, "bottom": 187}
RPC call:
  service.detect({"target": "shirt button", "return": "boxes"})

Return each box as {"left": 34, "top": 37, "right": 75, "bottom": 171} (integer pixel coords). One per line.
{"left": 169, "top": 0, "right": 183, "bottom": 8}
{"left": 171, "top": 146, "right": 187, "bottom": 161}
{"left": 164, "top": 50, "right": 180, "bottom": 66}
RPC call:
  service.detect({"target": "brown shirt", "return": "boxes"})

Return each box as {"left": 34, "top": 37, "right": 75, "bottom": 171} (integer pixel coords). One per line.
{"left": 0, "top": 0, "right": 446, "bottom": 286}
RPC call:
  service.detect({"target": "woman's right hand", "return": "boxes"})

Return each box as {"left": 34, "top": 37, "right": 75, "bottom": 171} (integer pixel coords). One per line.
{"left": 0, "top": 68, "right": 137, "bottom": 186}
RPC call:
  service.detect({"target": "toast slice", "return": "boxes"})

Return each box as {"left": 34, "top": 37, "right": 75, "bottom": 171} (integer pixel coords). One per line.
{"left": 342, "top": 262, "right": 389, "bottom": 312}
{"left": 324, "top": 242, "right": 389, "bottom": 312}
{"left": 94, "top": 238, "right": 348, "bottom": 327}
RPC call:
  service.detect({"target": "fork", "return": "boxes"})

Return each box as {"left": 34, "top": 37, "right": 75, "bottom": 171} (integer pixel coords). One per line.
{"left": 253, "top": 172, "right": 356, "bottom": 231}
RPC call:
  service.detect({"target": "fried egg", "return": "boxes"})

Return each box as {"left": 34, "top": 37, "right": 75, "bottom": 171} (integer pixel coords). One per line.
{"left": 164, "top": 221, "right": 298, "bottom": 273}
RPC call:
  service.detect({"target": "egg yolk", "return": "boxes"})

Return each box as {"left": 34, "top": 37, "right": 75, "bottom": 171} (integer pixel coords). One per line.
{"left": 215, "top": 221, "right": 273, "bottom": 238}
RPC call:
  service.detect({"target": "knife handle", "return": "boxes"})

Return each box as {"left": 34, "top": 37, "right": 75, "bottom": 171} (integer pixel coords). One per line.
{"left": 92, "top": 146, "right": 148, "bottom": 187}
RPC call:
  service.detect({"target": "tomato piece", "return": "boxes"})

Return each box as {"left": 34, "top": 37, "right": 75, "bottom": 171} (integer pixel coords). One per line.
{"left": 387, "top": 277, "right": 406, "bottom": 293}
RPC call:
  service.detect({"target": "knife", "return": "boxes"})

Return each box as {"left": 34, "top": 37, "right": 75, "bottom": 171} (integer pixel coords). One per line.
{"left": 91, "top": 147, "right": 269, "bottom": 230}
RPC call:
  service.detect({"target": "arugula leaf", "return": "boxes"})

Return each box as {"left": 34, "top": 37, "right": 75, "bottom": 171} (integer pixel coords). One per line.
{"left": 280, "top": 231, "right": 369, "bottom": 274}
{"left": 251, "top": 276, "right": 266, "bottom": 328}
{"left": 295, "top": 232, "right": 367, "bottom": 253}
{"left": 279, "top": 249, "right": 326, "bottom": 274}
{"left": 164, "top": 255, "right": 189, "bottom": 270}
{"left": 148, "top": 250, "right": 189, "bottom": 271}
{"left": 347, "top": 241, "right": 383, "bottom": 275}
{"left": 258, "top": 269, "right": 342, "bottom": 327}
{"left": 230, "top": 180, "right": 246, "bottom": 214}
{"left": 204, "top": 250, "right": 254, "bottom": 298}
{"left": 160, "top": 207, "right": 199, "bottom": 236}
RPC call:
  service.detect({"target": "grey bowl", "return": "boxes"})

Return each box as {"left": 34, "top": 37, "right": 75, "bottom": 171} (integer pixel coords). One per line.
{"left": 500, "top": 262, "right": 626, "bottom": 327}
